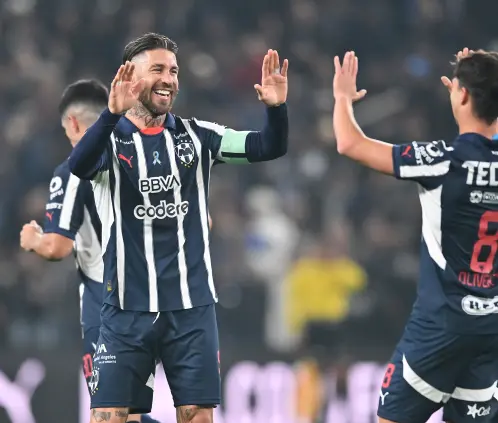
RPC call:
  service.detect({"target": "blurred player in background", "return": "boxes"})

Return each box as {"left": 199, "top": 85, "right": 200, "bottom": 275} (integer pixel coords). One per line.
{"left": 68, "top": 32, "right": 289, "bottom": 423}
{"left": 333, "top": 48, "right": 498, "bottom": 423}
{"left": 19, "top": 79, "right": 160, "bottom": 423}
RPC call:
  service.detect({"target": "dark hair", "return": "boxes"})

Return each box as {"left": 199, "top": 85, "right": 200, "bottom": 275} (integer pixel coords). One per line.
{"left": 122, "top": 32, "right": 178, "bottom": 64}
{"left": 59, "top": 79, "right": 109, "bottom": 116}
{"left": 453, "top": 50, "right": 498, "bottom": 125}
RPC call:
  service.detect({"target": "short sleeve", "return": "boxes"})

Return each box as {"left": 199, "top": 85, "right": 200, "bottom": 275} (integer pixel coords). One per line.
{"left": 43, "top": 164, "right": 85, "bottom": 240}
{"left": 392, "top": 140, "right": 452, "bottom": 190}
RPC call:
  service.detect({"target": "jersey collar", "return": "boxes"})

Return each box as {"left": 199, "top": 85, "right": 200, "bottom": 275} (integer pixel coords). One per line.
{"left": 117, "top": 112, "right": 176, "bottom": 136}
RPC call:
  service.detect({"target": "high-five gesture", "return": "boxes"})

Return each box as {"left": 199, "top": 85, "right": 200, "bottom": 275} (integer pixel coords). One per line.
{"left": 333, "top": 51, "right": 367, "bottom": 102}
{"left": 108, "top": 61, "right": 145, "bottom": 114}
{"left": 254, "top": 49, "right": 289, "bottom": 106}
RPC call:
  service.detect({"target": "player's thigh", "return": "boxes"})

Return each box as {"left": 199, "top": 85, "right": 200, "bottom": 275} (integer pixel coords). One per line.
{"left": 90, "top": 304, "right": 158, "bottom": 415}
{"left": 377, "top": 319, "right": 464, "bottom": 423}
{"left": 443, "top": 339, "right": 498, "bottom": 423}
{"left": 160, "top": 304, "right": 221, "bottom": 408}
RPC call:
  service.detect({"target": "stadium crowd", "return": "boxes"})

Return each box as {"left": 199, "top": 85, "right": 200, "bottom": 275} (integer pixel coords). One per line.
{"left": 0, "top": 0, "right": 496, "bottom": 362}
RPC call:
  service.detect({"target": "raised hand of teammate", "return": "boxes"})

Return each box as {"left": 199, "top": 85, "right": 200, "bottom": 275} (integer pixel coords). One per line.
{"left": 333, "top": 51, "right": 367, "bottom": 102}
{"left": 441, "top": 47, "right": 475, "bottom": 92}
{"left": 108, "top": 61, "right": 145, "bottom": 114}
{"left": 254, "top": 49, "right": 289, "bottom": 106}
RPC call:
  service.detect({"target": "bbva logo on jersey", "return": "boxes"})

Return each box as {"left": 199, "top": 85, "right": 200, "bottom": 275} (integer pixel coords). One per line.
{"left": 174, "top": 141, "right": 196, "bottom": 167}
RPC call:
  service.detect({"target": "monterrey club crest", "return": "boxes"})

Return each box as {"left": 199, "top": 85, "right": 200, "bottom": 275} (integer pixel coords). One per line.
{"left": 175, "top": 141, "right": 196, "bottom": 167}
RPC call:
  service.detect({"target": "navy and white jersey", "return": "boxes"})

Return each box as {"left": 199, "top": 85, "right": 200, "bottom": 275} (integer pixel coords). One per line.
{"left": 69, "top": 105, "right": 288, "bottom": 312}
{"left": 43, "top": 160, "right": 103, "bottom": 284}
{"left": 393, "top": 134, "right": 498, "bottom": 334}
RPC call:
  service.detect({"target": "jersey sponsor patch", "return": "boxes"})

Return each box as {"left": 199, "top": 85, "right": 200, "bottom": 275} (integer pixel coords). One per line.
{"left": 139, "top": 175, "right": 180, "bottom": 194}
{"left": 46, "top": 202, "right": 63, "bottom": 210}
{"left": 49, "top": 176, "right": 64, "bottom": 199}
{"left": 413, "top": 140, "right": 453, "bottom": 166}
{"left": 134, "top": 200, "right": 189, "bottom": 220}
{"left": 461, "top": 295, "right": 498, "bottom": 315}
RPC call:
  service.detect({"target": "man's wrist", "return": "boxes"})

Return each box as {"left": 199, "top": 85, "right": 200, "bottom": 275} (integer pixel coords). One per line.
{"left": 31, "top": 232, "right": 43, "bottom": 252}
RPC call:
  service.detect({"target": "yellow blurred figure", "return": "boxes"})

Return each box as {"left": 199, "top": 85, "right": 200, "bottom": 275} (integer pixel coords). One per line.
{"left": 286, "top": 243, "right": 366, "bottom": 337}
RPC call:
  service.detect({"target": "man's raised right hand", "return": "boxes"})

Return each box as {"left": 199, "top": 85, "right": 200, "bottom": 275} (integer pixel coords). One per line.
{"left": 108, "top": 61, "right": 145, "bottom": 114}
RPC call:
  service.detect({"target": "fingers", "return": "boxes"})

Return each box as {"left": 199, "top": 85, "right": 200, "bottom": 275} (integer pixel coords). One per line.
{"left": 334, "top": 56, "right": 341, "bottom": 74}
{"left": 123, "top": 61, "right": 135, "bottom": 81}
{"left": 111, "top": 62, "right": 135, "bottom": 89}
{"left": 456, "top": 47, "right": 474, "bottom": 61}
{"left": 441, "top": 76, "right": 452, "bottom": 91}
{"left": 348, "top": 51, "right": 356, "bottom": 74}
{"left": 352, "top": 56, "right": 358, "bottom": 78}
{"left": 334, "top": 51, "right": 357, "bottom": 75}
{"left": 262, "top": 53, "right": 270, "bottom": 78}
{"left": 254, "top": 84, "right": 263, "bottom": 99}
{"left": 353, "top": 89, "right": 367, "bottom": 102}
{"left": 263, "top": 49, "right": 287, "bottom": 77}
{"left": 281, "top": 59, "right": 289, "bottom": 77}
{"left": 111, "top": 65, "right": 125, "bottom": 88}
{"left": 273, "top": 50, "right": 280, "bottom": 73}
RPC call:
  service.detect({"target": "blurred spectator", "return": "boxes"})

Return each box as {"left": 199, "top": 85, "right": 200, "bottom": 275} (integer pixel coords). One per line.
{"left": 285, "top": 235, "right": 367, "bottom": 349}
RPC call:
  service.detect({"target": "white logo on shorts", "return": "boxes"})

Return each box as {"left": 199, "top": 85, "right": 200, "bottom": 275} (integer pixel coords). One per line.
{"left": 379, "top": 390, "right": 389, "bottom": 405}
{"left": 88, "top": 368, "right": 99, "bottom": 395}
{"left": 467, "top": 403, "right": 490, "bottom": 418}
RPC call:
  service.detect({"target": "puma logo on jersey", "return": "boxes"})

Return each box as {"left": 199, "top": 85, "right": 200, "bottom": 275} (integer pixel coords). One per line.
{"left": 118, "top": 154, "right": 133, "bottom": 168}
{"left": 401, "top": 146, "right": 412, "bottom": 157}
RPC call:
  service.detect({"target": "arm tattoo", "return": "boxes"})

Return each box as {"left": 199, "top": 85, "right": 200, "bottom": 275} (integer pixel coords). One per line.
{"left": 92, "top": 410, "right": 111, "bottom": 421}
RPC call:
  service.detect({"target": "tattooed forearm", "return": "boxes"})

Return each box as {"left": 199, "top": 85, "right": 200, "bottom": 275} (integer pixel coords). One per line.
{"left": 92, "top": 410, "right": 111, "bottom": 422}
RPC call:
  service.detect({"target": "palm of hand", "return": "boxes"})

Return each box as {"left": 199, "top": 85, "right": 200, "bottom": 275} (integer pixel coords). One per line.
{"left": 109, "top": 61, "right": 145, "bottom": 114}
{"left": 260, "top": 74, "right": 288, "bottom": 105}
{"left": 254, "top": 49, "right": 289, "bottom": 106}
{"left": 333, "top": 51, "right": 367, "bottom": 102}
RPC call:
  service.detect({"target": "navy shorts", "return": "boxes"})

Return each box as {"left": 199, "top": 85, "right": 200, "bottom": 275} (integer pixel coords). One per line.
{"left": 90, "top": 303, "right": 220, "bottom": 414}
{"left": 377, "top": 316, "right": 498, "bottom": 423}
{"left": 80, "top": 279, "right": 103, "bottom": 395}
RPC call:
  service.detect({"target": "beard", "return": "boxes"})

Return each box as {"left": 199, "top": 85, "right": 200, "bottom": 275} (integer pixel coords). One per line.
{"left": 138, "top": 89, "right": 175, "bottom": 117}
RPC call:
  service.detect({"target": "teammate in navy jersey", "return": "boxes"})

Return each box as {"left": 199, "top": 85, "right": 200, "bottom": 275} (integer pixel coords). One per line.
{"left": 333, "top": 48, "right": 498, "bottom": 423}
{"left": 68, "top": 33, "right": 289, "bottom": 423}
{"left": 20, "top": 79, "right": 160, "bottom": 423}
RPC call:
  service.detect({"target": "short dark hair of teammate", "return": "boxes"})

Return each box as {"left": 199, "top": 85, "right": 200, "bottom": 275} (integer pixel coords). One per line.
{"left": 122, "top": 32, "right": 178, "bottom": 64}
{"left": 59, "top": 79, "right": 109, "bottom": 146}
{"left": 451, "top": 50, "right": 498, "bottom": 125}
